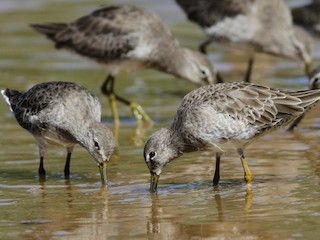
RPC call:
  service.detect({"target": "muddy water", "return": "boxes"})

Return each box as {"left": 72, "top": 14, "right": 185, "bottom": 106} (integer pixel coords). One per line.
{"left": 0, "top": 0, "right": 320, "bottom": 239}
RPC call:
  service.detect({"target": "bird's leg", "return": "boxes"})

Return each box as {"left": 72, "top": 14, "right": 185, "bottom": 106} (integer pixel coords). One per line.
{"left": 129, "top": 102, "right": 152, "bottom": 123}
{"left": 199, "top": 38, "right": 213, "bottom": 54}
{"left": 64, "top": 148, "right": 73, "bottom": 177}
{"left": 213, "top": 152, "right": 221, "bottom": 186}
{"left": 101, "top": 74, "right": 120, "bottom": 125}
{"left": 237, "top": 148, "right": 252, "bottom": 188}
{"left": 305, "top": 62, "right": 312, "bottom": 78}
{"left": 244, "top": 56, "right": 254, "bottom": 83}
{"left": 38, "top": 156, "right": 46, "bottom": 176}
{"left": 245, "top": 188, "right": 253, "bottom": 210}
{"left": 101, "top": 74, "right": 152, "bottom": 123}
{"left": 216, "top": 72, "right": 224, "bottom": 84}
{"left": 287, "top": 114, "right": 305, "bottom": 131}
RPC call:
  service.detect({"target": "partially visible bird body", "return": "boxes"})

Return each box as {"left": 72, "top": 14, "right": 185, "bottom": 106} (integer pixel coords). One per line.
{"left": 30, "top": 5, "right": 216, "bottom": 123}
{"left": 292, "top": 0, "right": 320, "bottom": 37}
{"left": 175, "top": 0, "right": 314, "bottom": 82}
{"left": 2, "top": 81, "right": 115, "bottom": 184}
{"left": 144, "top": 82, "right": 320, "bottom": 192}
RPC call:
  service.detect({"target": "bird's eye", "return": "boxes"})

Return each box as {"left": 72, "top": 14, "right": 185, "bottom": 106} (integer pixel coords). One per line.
{"left": 94, "top": 140, "right": 100, "bottom": 150}
{"left": 199, "top": 66, "right": 208, "bottom": 76}
{"left": 149, "top": 151, "right": 156, "bottom": 160}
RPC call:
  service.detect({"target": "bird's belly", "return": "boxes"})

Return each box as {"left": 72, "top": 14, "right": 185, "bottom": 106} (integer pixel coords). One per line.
{"left": 39, "top": 131, "right": 76, "bottom": 148}
{"left": 207, "top": 138, "right": 252, "bottom": 153}
{"left": 105, "top": 59, "right": 148, "bottom": 74}
{"left": 204, "top": 15, "right": 259, "bottom": 54}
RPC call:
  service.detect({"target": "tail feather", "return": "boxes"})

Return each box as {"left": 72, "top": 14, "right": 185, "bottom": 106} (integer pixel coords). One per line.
{"left": 30, "top": 23, "right": 67, "bottom": 40}
{"left": 290, "top": 89, "right": 320, "bottom": 109}
{"left": 1, "top": 88, "right": 23, "bottom": 112}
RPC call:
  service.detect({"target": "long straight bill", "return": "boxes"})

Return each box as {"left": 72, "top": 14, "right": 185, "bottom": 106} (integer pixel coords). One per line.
{"left": 98, "top": 161, "right": 108, "bottom": 186}
{"left": 150, "top": 172, "right": 160, "bottom": 193}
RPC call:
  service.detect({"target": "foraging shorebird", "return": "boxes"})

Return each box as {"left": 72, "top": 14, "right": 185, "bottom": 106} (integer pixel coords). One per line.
{"left": 292, "top": 0, "right": 320, "bottom": 37}
{"left": 175, "top": 0, "right": 314, "bottom": 82}
{"left": 144, "top": 82, "right": 320, "bottom": 192}
{"left": 30, "top": 5, "right": 217, "bottom": 124}
{"left": 1, "top": 81, "right": 116, "bottom": 185}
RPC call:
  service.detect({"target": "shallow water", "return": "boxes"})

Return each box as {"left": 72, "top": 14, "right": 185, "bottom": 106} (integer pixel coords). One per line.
{"left": 0, "top": 0, "right": 320, "bottom": 239}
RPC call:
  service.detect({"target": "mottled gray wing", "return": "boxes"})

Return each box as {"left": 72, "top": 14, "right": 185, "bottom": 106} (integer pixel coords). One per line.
{"left": 171, "top": 83, "right": 310, "bottom": 149}
{"left": 178, "top": 82, "right": 305, "bottom": 132}
{"left": 31, "top": 6, "right": 138, "bottom": 61}
{"left": 210, "top": 83, "right": 305, "bottom": 129}
{"left": 12, "top": 82, "right": 94, "bottom": 134}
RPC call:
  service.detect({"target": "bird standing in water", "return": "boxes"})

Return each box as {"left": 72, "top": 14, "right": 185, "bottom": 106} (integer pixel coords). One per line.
{"left": 144, "top": 82, "right": 320, "bottom": 192}
{"left": 30, "top": 5, "right": 217, "bottom": 124}
{"left": 175, "top": 0, "right": 314, "bottom": 83}
{"left": 2, "top": 81, "right": 116, "bottom": 185}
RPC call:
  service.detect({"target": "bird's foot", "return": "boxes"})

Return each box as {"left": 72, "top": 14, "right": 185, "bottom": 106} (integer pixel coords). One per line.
{"left": 130, "top": 102, "right": 152, "bottom": 124}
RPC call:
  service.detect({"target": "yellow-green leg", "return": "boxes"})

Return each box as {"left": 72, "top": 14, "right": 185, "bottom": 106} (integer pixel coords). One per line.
{"left": 237, "top": 148, "right": 252, "bottom": 188}
{"left": 108, "top": 93, "right": 120, "bottom": 126}
{"left": 101, "top": 74, "right": 152, "bottom": 124}
{"left": 245, "top": 187, "right": 253, "bottom": 210}
{"left": 305, "top": 62, "right": 312, "bottom": 78}
{"left": 130, "top": 102, "right": 152, "bottom": 122}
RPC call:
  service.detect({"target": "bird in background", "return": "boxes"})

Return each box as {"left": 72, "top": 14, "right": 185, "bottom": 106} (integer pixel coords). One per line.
{"left": 175, "top": 0, "right": 314, "bottom": 83}
{"left": 1, "top": 81, "right": 116, "bottom": 185}
{"left": 292, "top": 0, "right": 320, "bottom": 38}
{"left": 144, "top": 82, "right": 320, "bottom": 192}
{"left": 30, "top": 5, "right": 217, "bottom": 125}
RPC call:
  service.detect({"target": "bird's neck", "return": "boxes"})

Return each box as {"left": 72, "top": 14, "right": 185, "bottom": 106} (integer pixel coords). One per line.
{"left": 152, "top": 46, "right": 196, "bottom": 84}
{"left": 168, "top": 125, "right": 204, "bottom": 154}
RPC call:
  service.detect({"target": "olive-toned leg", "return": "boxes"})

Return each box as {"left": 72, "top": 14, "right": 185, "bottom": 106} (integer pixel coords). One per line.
{"left": 237, "top": 148, "right": 252, "bottom": 188}
{"left": 101, "top": 74, "right": 152, "bottom": 123}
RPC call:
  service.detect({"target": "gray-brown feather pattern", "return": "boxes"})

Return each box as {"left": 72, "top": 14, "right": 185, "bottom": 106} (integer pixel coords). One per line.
{"left": 31, "top": 6, "right": 140, "bottom": 61}
{"left": 4, "top": 82, "right": 97, "bottom": 137}
{"left": 174, "top": 82, "right": 320, "bottom": 137}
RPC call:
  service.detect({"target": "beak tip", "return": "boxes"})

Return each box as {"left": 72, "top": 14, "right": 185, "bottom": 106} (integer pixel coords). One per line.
{"left": 98, "top": 161, "right": 108, "bottom": 186}
{"left": 150, "top": 172, "right": 160, "bottom": 193}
